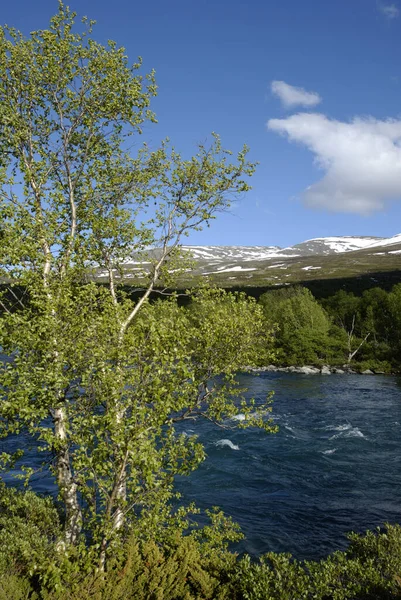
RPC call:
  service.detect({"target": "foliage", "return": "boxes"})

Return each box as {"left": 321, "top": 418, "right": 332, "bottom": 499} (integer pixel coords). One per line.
{"left": 0, "top": 482, "right": 60, "bottom": 578}
{"left": 228, "top": 524, "right": 401, "bottom": 600}
{"left": 386, "top": 284, "right": 401, "bottom": 360}
{"left": 0, "top": 485, "right": 237, "bottom": 599}
{"left": 230, "top": 553, "right": 310, "bottom": 600}
{"left": 0, "top": 1, "right": 276, "bottom": 565}
{"left": 0, "top": 574, "right": 37, "bottom": 600}
{"left": 259, "top": 286, "right": 331, "bottom": 365}
{"left": 257, "top": 284, "right": 401, "bottom": 371}
{"left": 321, "top": 286, "right": 401, "bottom": 370}
{"left": 41, "top": 535, "right": 232, "bottom": 600}
{"left": 2, "top": 486, "right": 401, "bottom": 600}
{"left": 0, "top": 284, "right": 274, "bottom": 557}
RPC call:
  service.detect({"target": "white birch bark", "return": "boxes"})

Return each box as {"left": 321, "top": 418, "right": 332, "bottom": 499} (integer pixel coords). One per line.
{"left": 53, "top": 407, "right": 82, "bottom": 545}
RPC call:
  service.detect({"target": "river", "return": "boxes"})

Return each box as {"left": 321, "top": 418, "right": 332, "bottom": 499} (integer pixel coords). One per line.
{"left": 176, "top": 372, "right": 401, "bottom": 560}
{"left": 2, "top": 371, "right": 401, "bottom": 561}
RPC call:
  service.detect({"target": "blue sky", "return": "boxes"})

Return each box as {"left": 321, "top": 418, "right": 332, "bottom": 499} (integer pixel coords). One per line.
{"left": 3, "top": 0, "right": 401, "bottom": 247}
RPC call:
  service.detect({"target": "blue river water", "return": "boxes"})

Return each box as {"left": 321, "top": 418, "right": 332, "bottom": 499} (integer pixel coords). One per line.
{"left": 2, "top": 372, "right": 401, "bottom": 561}
{"left": 175, "top": 372, "right": 401, "bottom": 560}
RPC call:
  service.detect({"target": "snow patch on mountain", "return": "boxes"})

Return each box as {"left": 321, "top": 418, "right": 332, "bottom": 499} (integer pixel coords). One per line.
{"left": 290, "top": 236, "right": 382, "bottom": 256}
{"left": 210, "top": 266, "right": 257, "bottom": 274}
{"left": 203, "top": 266, "right": 258, "bottom": 274}
{"left": 184, "top": 245, "right": 285, "bottom": 261}
{"left": 304, "top": 236, "right": 381, "bottom": 251}
{"left": 364, "top": 233, "right": 401, "bottom": 250}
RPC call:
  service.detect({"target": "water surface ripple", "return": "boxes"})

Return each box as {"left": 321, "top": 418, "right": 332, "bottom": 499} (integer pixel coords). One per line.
{"left": 3, "top": 372, "right": 401, "bottom": 560}
{"left": 176, "top": 373, "right": 401, "bottom": 560}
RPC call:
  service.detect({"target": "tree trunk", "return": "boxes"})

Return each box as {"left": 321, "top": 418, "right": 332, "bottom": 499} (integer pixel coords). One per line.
{"left": 346, "top": 315, "right": 370, "bottom": 364}
{"left": 98, "top": 454, "right": 127, "bottom": 570}
{"left": 111, "top": 408, "right": 127, "bottom": 535}
{"left": 53, "top": 407, "right": 82, "bottom": 545}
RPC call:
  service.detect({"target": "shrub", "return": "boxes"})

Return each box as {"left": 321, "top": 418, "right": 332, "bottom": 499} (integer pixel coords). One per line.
{"left": 0, "top": 573, "right": 38, "bottom": 600}
{"left": 42, "top": 535, "right": 232, "bottom": 600}
{"left": 0, "top": 482, "right": 60, "bottom": 579}
{"left": 2, "top": 484, "right": 401, "bottom": 600}
{"left": 227, "top": 525, "right": 401, "bottom": 600}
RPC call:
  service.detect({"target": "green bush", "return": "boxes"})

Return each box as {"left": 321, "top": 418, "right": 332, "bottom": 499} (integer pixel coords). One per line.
{"left": 0, "top": 483, "right": 60, "bottom": 598}
{"left": 0, "top": 482, "right": 60, "bottom": 578}
{"left": 0, "top": 573, "right": 38, "bottom": 600}
{"left": 0, "top": 485, "right": 236, "bottom": 598}
{"left": 355, "top": 359, "right": 393, "bottom": 373}
{"left": 227, "top": 525, "right": 401, "bottom": 600}
{"left": 41, "top": 535, "right": 232, "bottom": 600}
{"left": 2, "top": 484, "right": 401, "bottom": 600}
{"left": 229, "top": 553, "right": 311, "bottom": 600}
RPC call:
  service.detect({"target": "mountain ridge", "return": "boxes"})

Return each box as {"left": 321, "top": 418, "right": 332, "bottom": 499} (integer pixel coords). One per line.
{"left": 104, "top": 233, "right": 401, "bottom": 290}
{"left": 182, "top": 235, "right": 391, "bottom": 261}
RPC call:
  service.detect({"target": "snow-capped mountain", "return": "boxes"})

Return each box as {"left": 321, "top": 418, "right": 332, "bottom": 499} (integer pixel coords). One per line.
{"left": 182, "top": 236, "right": 384, "bottom": 263}
{"left": 114, "top": 233, "right": 401, "bottom": 288}
{"left": 178, "top": 235, "right": 401, "bottom": 283}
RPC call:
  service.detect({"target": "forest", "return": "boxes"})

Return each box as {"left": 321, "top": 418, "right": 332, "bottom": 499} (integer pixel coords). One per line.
{"left": 258, "top": 284, "right": 401, "bottom": 373}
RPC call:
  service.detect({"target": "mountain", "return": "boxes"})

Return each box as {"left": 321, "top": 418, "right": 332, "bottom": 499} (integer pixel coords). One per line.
{"left": 104, "top": 234, "right": 401, "bottom": 291}
{"left": 184, "top": 236, "right": 384, "bottom": 262}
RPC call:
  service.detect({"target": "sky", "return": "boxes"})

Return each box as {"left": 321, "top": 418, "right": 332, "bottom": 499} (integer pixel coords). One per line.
{"left": 3, "top": 0, "right": 401, "bottom": 247}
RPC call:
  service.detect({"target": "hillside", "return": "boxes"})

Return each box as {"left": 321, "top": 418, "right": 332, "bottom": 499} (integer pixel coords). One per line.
{"left": 111, "top": 234, "right": 401, "bottom": 292}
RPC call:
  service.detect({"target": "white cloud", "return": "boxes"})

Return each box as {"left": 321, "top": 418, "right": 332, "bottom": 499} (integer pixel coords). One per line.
{"left": 378, "top": 3, "right": 400, "bottom": 18}
{"left": 267, "top": 113, "right": 401, "bottom": 214}
{"left": 271, "top": 81, "right": 322, "bottom": 109}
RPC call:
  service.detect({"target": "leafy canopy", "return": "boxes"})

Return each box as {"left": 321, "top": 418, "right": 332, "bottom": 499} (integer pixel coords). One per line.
{"left": 0, "top": 2, "right": 275, "bottom": 564}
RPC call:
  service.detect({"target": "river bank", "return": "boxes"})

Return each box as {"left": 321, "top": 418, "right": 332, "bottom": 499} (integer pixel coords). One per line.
{"left": 249, "top": 364, "right": 390, "bottom": 375}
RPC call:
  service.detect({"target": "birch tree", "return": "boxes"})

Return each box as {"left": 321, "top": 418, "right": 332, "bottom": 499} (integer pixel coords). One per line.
{"left": 0, "top": 3, "right": 275, "bottom": 566}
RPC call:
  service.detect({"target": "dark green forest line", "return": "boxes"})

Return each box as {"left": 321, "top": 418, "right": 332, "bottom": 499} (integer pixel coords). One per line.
{"left": 3, "top": 280, "right": 401, "bottom": 373}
